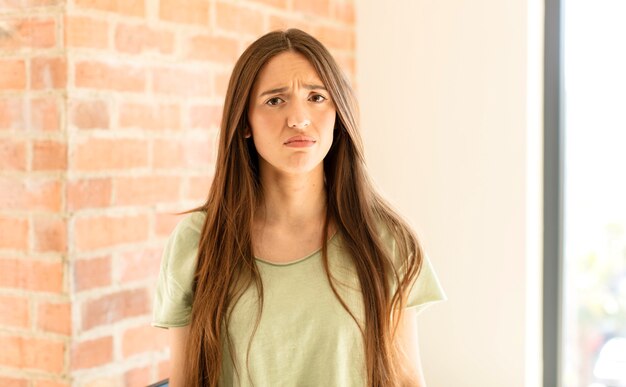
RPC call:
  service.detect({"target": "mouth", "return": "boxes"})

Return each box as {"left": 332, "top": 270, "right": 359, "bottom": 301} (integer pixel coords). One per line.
{"left": 284, "top": 135, "right": 316, "bottom": 145}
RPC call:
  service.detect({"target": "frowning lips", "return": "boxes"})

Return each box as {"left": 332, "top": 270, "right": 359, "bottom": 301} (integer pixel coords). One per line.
{"left": 283, "top": 135, "right": 316, "bottom": 145}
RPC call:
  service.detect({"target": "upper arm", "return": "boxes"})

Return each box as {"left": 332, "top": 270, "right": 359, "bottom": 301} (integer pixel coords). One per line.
{"left": 168, "top": 325, "right": 190, "bottom": 387}
{"left": 394, "top": 308, "right": 427, "bottom": 387}
{"left": 152, "top": 213, "right": 203, "bottom": 328}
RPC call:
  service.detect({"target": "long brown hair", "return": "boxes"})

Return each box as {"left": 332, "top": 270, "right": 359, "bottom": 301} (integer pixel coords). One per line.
{"left": 184, "top": 29, "right": 424, "bottom": 387}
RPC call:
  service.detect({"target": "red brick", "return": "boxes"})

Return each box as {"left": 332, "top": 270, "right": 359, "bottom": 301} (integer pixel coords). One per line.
{"left": 0, "top": 95, "right": 60, "bottom": 131}
{"left": 267, "top": 14, "right": 314, "bottom": 34}
{"left": 31, "top": 56, "right": 67, "bottom": 89}
{"left": 115, "top": 24, "right": 174, "bottom": 55}
{"left": 186, "top": 34, "right": 239, "bottom": 63}
{"left": 335, "top": 53, "right": 355, "bottom": 77}
{"left": 292, "top": 0, "right": 330, "bottom": 17}
{"left": 0, "top": 259, "right": 64, "bottom": 293}
{"left": 152, "top": 67, "right": 212, "bottom": 97}
{"left": 214, "top": 70, "right": 231, "bottom": 99}
{"left": 0, "top": 138, "right": 27, "bottom": 170}
{"left": 125, "top": 366, "right": 151, "bottom": 387}
{"left": 75, "top": 0, "right": 145, "bottom": 17}
{"left": 3, "top": 97, "right": 59, "bottom": 132}
{"left": 33, "top": 216, "right": 67, "bottom": 252}
{"left": 183, "top": 136, "right": 214, "bottom": 167}
{"left": 74, "top": 256, "right": 111, "bottom": 291}
{"left": 0, "top": 60, "right": 26, "bottom": 90}
{"left": 37, "top": 301, "right": 71, "bottom": 335}
{"left": 118, "top": 248, "right": 161, "bottom": 282}
{"left": 155, "top": 212, "right": 183, "bottom": 237}
{"left": 250, "top": 0, "right": 287, "bottom": 8}
{"left": 0, "top": 376, "right": 28, "bottom": 387}
{"left": 81, "top": 289, "right": 150, "bottom": 330}
{"left": 74, "top": 214, "right": 149, "bottom": 251}
{"left": 75, "top": 61, "right": 146, "bottom": 92}
{"left": 72, "top": 137, "right": 148, "bottom": 171}
{"left": 333, "top": 0, "right": 355, "bottom": 24}
{"left": 157, "top": 359, "right": 170, "bottom": 380}
{"left": 0, "top": 216, "right": 29, "bottom": 250}
{"left": 0, "top": 18, "right": 56, "bottom": 50}
{"left": 83, "top": 376, "right": 121, "bottom": 386}
{"left": 159, "top": 0, "right": 209, "bottom": 24}
{"left": 113, "top": 176, "right": 181, "bottom": 206}
{"left": 30, "top": 97, "right": 60, "bottom": 132}
{"left": 0, "top": 98, "right": 23, "bottom": 130}
{"left": 67, "top": 178, "right": 112, "bottom": 210}
{"left": 216, "top": 2, "right": 265, "bottom": 36}
{"left": 314, "top": 25, "right": 354, "bottom": 51}
{"left": 34, "top": 380, "right": 71, "bottom": 387}
{"left": 1, "top": 0, "right": 63, "bottom": 8}
{"left": 122, "top": 325, "right": 168, "bottom": 358}
{"left": 0, "top": 335, "right": 65, "bottom": 373}
{"left": 71, "top": 336, "right": 112, "bottom": 370}
{"left": 186, "top": 175, "right": 212, "bottom": 201}
{"left": 70, "top": 99, "right": 109, "bottom": 130}
{"left": 0, "top": 295, "right": 30, "bottom": 328}
{"left": 152, "top": 139, "right": 185, "bottom": 169}
{"left": 190, "top": 104, "right": 222, "bottom": 129}
{"left": 0, "top": 178, "right": 62, "bottom": 212}
{"left": 33, "top": 140, "right": 67, "bottom": 170}
{"left": 118, "top": 102, "right": 181, "bottom": 130}
{"left": 65, "top": 16, "right": 109, "bottom": 49}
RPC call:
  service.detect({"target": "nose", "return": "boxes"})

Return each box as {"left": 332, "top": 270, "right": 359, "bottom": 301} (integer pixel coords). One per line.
{"left": 286, "top": 101, "right": 311, "bottom": 129}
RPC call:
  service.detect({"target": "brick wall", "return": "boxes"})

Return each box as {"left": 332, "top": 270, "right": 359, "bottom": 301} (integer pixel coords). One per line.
{"left": 0, "top": 0, "right": 355, "bottom": 385}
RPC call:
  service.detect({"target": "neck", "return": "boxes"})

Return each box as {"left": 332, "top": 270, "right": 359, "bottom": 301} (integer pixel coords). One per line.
{"left": 256, "top": 164, "right": 327, "bottom": 229}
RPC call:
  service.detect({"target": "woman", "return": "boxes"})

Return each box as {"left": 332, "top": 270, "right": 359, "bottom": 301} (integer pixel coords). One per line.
{"left": 152, "top": 29, "right": 445, "bottom": 387}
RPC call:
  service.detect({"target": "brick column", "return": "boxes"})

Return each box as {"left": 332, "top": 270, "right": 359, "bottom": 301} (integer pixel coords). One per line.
{"left": 1, "top": 1, "right": 70, "bottom": 386}
{"left": 0, "top": 0, "right": 355, "bottom": 385}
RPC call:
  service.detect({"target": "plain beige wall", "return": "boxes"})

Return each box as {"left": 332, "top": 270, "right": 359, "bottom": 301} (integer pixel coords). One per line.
{"left": 356, "top": 1, "right": 544, "bottom": 386}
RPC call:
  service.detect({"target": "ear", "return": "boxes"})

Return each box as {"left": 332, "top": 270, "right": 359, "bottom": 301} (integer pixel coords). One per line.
{"left": 244, "top": 127, "right": 252, "bottom": 138}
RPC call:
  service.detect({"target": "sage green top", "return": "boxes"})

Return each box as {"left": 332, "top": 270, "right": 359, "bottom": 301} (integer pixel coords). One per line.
{"left": 152, "top": 211, "right": 446, "bottom": 387}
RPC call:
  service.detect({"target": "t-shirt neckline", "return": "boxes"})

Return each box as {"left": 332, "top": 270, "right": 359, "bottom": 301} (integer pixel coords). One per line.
{"left": 254, "top": 231, "right": 339, "bottom": 267}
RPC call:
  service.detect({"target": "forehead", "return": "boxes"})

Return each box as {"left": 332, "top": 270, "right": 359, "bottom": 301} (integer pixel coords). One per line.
{"left": 253, "top": 51, "right": 323, "bottom": 90}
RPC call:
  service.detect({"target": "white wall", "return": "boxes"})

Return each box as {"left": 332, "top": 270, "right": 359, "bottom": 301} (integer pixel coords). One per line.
{"left": 356, "top": 1, "right": 544, "bottom": 386}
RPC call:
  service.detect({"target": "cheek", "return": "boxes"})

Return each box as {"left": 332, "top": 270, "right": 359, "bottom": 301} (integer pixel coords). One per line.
{"left": 251, "top": 110, "right": 283, "bottom": 133}
{"left": 319, "top": 110, "right": 336, "bottom": 137}
{"left": 248, "top": 112, "right": 264, "bottom": 132}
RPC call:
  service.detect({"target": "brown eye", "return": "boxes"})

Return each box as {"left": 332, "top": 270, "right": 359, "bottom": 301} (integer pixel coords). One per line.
{"left": 310, "top": 94, "right": 327, "bottom": 103}
{"left": 266, "top": 97, "right": 284, "bottom": 106}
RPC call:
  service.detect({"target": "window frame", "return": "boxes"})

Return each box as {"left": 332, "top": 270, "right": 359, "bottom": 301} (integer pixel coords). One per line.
{"left": 543, "top": 0, "right": 565, "bottom": 386}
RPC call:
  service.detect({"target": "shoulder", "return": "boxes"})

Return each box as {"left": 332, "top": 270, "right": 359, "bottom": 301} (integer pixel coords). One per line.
{"left": 152, "top": 211, "right": 206, "bottom": 328}
{"left": 160, "top": 211, "right": 207, "bottom": 286}
{"left": 169, "top": 211, "right": 206, "bottom": 245}
{"left": 371, "top": 215, "right": 405, "bottom": 265}
{"left": 371, "top": 215, "right": 447, "bottom": 310}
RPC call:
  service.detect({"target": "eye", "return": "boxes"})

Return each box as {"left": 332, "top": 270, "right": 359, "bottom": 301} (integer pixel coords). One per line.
{"left": 265, "top": 97, "right": 284, "bottom": 106}
{"left": 309, "top": 94, "right": 327, "bottom": 103}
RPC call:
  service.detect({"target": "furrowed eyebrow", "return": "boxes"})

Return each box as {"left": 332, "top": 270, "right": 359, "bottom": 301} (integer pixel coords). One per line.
{"left": 258, "top": 84, "right": 327, "bottom": 98}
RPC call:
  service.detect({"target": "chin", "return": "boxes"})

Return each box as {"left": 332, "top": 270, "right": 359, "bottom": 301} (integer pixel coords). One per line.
{"left": 270, "top": 161, "right": 324, "bottom": 177}
{"left": 258, "top": 154, "right": 325, "bottom": 177}
{"left": 280, "top": 164, "right": 321, "bottom": 176}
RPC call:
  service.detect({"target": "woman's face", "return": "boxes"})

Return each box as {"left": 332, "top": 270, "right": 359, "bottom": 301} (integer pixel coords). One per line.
{"left": 247, "top": 51, "right": 336, "bottom": 177}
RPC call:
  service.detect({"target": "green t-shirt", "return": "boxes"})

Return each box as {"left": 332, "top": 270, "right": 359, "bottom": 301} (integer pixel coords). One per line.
{"left": 152, "top": 211, "right": 446, "bottom": 386}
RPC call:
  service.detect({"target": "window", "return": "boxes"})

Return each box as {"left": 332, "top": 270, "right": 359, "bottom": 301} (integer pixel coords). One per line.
{"left": 545, "top": 1, "right": 626, "bottom": 386}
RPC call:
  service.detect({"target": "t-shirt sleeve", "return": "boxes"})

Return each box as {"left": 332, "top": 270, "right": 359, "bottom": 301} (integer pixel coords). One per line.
{"left": 151, "top": 211, "right": 205, "bottom": 329}
{"left": 380, "top": 220, "right": 447, "bottom": 315}
{"left": 404, "top": 253, "right": 447, "bottom": 314}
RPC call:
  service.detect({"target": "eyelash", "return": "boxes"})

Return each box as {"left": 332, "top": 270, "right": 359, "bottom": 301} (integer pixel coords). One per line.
{"left": 265, "top": 94, "right": 327, "bottom": 106}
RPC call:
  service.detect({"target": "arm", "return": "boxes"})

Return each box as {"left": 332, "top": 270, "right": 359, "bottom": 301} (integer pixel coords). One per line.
{"left": 394, "top": 308, "right": 427, "bottom": 387}
{"left": 168, "top": 325, "right": 190, "bottom": 387}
